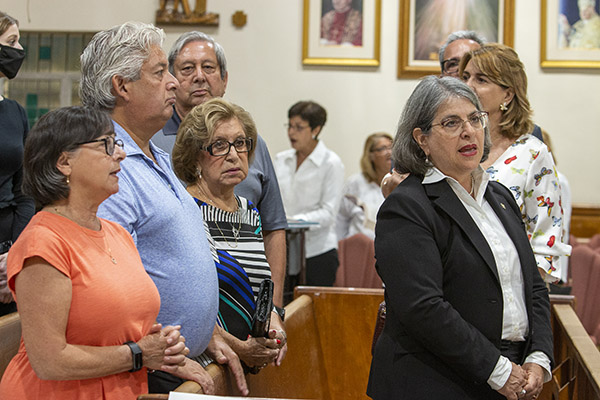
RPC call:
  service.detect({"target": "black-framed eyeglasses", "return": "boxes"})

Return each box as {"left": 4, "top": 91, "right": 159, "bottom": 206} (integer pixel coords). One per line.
{"left": 76, "top": 136, "right": 124, "bottom": 156}
{"left": 204, "top": 138, "right": 253, "bottom": 157}
{"left": 429, "top": 111, "right": 488, "bottom": 137}
{"left": 441, "top": 58, "right": 461, "bottom": 74}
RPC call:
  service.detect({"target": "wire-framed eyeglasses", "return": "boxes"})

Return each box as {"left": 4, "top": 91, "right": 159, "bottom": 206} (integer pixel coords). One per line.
{"left": 429, "top": 111, "right": 488, "bottom": 136}
{"left": 441, "top": 58, "right": 461, "bottom": 75}
{"left": 204, "top": 138, "right": 253, "bottom": 157}
{"left": 76, "top": 136, "right": 124, "bottom": 156}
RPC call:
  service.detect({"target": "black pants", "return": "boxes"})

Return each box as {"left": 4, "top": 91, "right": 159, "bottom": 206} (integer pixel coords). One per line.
{"left": 148, "top": 370, "right": 185, "bottom": 394}
{"left": 0, "top": 207, "right": 16, "bottom": 317}
{"left": 306, "top": 248, "right": 339, "bottom": 286}
{"left": 500, "top": 339, "right": 527, "bottom": 364}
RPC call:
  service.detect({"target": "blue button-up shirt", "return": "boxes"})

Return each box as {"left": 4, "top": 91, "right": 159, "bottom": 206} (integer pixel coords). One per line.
{"left": 98, "top": 121, "right": 218, "bottom": 357}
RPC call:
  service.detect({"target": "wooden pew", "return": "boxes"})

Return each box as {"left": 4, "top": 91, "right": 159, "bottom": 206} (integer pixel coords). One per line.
{"left": 0, "top": 288, "right": 588, "bottom": 399}
{"left": 139, "top": 292, "right": 334, "bottom": 399}
{"left": 290, "top": 287, "right": 383, "bottom": 400}
{"left": 539, "top": 302, "right": 600, "bottom": 400}
{"left": 571, "top": 204, "right": 600, "bottom": 239}
{"left": 0, "top": 312, "right": 21, "bottom": 378}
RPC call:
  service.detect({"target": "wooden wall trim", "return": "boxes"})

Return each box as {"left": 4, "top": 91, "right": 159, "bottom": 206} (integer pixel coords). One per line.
{"left": 571, "top": 203, "right": 600, "bottom": 239}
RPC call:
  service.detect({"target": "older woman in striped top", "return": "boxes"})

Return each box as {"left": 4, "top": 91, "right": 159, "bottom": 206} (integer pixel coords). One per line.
{"left": 172, "top": 98, "right": 287, "bottom": 372}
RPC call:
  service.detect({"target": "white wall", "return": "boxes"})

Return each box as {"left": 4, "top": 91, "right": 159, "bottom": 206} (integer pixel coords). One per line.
{"left": 3, "top": 0, "right": 599, "bottom": 204}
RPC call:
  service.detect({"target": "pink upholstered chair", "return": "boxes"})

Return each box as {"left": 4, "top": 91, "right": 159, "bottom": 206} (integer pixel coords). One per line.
{"left": 334, "top": 233, "right": 382, "bottom": 288}
{"left": 588, "top": 233, "right": 600, "bottom": 249}
{"left": 569, "top": 245, "right": 600, "bottom": 341}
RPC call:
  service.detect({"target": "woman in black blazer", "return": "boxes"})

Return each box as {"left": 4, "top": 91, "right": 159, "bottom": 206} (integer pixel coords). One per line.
{"left": 367, "top": 76, "right": 553, "bottom": 400}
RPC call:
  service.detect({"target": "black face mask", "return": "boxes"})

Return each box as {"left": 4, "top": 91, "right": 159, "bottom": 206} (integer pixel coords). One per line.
{"left": 0, "top": 45, "right": 25, "bottom": 79}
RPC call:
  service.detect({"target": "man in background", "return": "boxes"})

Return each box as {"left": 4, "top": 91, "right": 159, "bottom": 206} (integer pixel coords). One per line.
{"left": 438, "top": 30, "right": 486, "bottom": 77}
{"left": 153, "top": 32, "right": 288, "bottom": 363}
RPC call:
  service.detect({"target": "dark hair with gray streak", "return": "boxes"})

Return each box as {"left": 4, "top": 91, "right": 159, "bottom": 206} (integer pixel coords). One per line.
{"left": 392, "top": 76, "right": 491, "bottom": 176}
{"left": 438, "top": 30, "right": 486, "bottom": 67}
{"left": 23, "top": 106, "right": 113, "bottom": 208}
{"left": 80, "top": 21, "right": 165, "bottom": 111}
{"left": 168, "top": 31, "right": 227, "bottom": 80}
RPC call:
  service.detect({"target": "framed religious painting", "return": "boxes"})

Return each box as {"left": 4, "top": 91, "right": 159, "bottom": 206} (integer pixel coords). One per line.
{"left": 397, "top": 0, "right": 515, "bottom": 78}
{"left": 541, "top": 0, "right": 600, "bottom": 68}
{"left": 302, "top": 0, "right": 381, "bottom": 66}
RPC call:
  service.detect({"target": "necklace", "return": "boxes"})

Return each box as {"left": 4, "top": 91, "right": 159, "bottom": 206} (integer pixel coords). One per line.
{"left": 53, "top": 207, "right": 117, "bottom": 264}
{"left": 214, "top": 217, "right": 242, "bottom": 248}
{"left": 195, "top": 183, "right": 243, "bottom": 248}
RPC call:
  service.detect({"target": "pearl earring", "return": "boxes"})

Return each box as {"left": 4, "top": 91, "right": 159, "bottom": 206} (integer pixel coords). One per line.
{"left": 196, "top": 169, "right": 202, "bottom": 179}
{"left": 66, "top": 175, "right": 70, "bottom": 184}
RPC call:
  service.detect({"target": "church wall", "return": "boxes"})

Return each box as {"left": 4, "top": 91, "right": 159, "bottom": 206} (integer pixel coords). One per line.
{"left": 2, "top": 0, "right": 599, "bottom": 204}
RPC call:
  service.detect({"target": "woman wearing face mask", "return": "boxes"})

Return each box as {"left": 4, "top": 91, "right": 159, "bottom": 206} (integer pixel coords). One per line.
{"left": 0, "top": 11, "right": 33, "bottom": 317}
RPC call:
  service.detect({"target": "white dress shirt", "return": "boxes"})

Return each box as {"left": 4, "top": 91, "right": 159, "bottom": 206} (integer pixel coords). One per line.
{"left": 274, "top": 140, "right": 345, "bottom": 258}
{"left": 336, "top": 173, "right": 385, "bottom": 241}
{"left": 423, "top": 167, "right": 551, "bottom": 390}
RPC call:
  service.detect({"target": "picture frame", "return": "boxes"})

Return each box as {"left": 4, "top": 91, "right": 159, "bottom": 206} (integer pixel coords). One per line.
{"left": 302, "top": 0, "right": 381, "bottom": 66}
{"left": 541, "top": 0, "right": 600, "bottom": 69}
{"left": 397, "top": 0, "right": 515, "bottom": 78}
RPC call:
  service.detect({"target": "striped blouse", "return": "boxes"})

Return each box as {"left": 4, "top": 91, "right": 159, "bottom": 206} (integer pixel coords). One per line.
{"left": 196, "top": 196, "right": 271, "bottom": 340}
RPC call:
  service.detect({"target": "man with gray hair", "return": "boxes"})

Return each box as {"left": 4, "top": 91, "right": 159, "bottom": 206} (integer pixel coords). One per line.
{"left": 153, "top": 32, "right": 288, "bottom": 359}
{"left": 438, "top": 30, "right": 486, "bottom": 77}
{"left": 80, "top": 22, "right": 247, "bottom": 395}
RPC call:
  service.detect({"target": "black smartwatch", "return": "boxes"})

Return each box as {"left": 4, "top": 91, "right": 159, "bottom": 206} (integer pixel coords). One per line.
{"left": 124, "top": 341, "right": 143, "bottom": 372}
{"left": 272, "top": 305, "right": 285, "bottom": 322}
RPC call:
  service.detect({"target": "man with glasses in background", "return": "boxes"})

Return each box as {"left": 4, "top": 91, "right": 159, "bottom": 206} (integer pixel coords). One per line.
{"left": 438, "top": 30, "right": 486, "bottom": 78}
{"left": 153, "top": 32, "right": 288, "bottom": 346}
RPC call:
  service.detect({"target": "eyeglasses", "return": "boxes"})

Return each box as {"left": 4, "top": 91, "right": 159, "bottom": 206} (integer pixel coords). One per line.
{"left": 441, "top": 58, "right": 460, "bottom": 74}
{"left": 284, "top": 123, "right": 311, "bottom": 132}
{"left": 76, "top": 136, "right": 124, "bottom": 156}
{"left": 429, "top": 111, "right": 488, "bottom": 136}
{"left": 204, "top": 138, "right": 253, "bottom": 157}
{"left": 371, "top": 145, "right": 392, "bottom": 153}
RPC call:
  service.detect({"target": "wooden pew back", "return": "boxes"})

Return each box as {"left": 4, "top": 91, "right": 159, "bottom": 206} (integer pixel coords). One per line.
{"left": 245, "top": 293, "right": 331, "bottom": 399}
{"left": 292, "top": 287, "right": 384, "bottom": 400}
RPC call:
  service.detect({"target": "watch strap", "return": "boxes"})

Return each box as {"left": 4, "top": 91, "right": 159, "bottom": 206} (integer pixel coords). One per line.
{"left": 272, "top": 305, "right": 285, "bottom": 322}
{"left": 124, "top": 341, "right": 143, "bottom": 372}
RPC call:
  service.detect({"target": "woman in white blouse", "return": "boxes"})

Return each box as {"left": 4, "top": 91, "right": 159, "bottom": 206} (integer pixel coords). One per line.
{"left": 460, "top": 43, "right": 570, "bottom": 283}
{"left": 274, "top": 101, "right": 344, "bottom": 286}
{"left": 337, "top": 132, "right": 392, "bottom": 241}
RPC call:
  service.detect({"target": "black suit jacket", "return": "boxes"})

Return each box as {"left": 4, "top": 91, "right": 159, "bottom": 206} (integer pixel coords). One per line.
{"left": 367, "top": 175, "right": 553, "bottom": 400}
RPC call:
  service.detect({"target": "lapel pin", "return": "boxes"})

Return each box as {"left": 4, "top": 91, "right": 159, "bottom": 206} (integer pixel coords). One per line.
{"left": 500, "top": 203, "right": 506, "bottom": 209}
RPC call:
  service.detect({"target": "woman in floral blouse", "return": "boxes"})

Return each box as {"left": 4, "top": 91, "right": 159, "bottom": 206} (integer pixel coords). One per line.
{"left": 460, "top": 43, "right": 570, "bottom": 283}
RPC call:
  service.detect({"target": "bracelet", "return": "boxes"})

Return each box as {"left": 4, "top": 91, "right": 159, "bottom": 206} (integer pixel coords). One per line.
{"left": 123, "top": 341, "right": 143, "bottom": 372}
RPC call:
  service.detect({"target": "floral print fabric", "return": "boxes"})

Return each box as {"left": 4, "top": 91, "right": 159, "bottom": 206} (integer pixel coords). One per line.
{"left": 486, "top": 134, "right": 571, "bottom": 283}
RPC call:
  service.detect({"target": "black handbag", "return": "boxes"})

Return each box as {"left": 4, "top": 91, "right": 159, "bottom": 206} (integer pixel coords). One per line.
{"left": 246, "top": 278, "right": 274, "bottom": 374}
{"left": 371, "top": 301, "right": 386, "bottom": 355}
{"left": 251, "top": 278, "right": 274, "bottom": 338}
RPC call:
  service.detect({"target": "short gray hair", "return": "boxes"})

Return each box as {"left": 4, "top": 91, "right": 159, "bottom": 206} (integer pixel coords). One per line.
{"left": 392, "top": 76, "right": 491, "bottom": 176}
{"left": 168, "top": 31, "right": 227, "bottom": 80}
{"left": 80, "top": 21, "right": 165, "bottom": 111}
{"left": 438, "top": 30, "right": 486, "bottom": 67}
